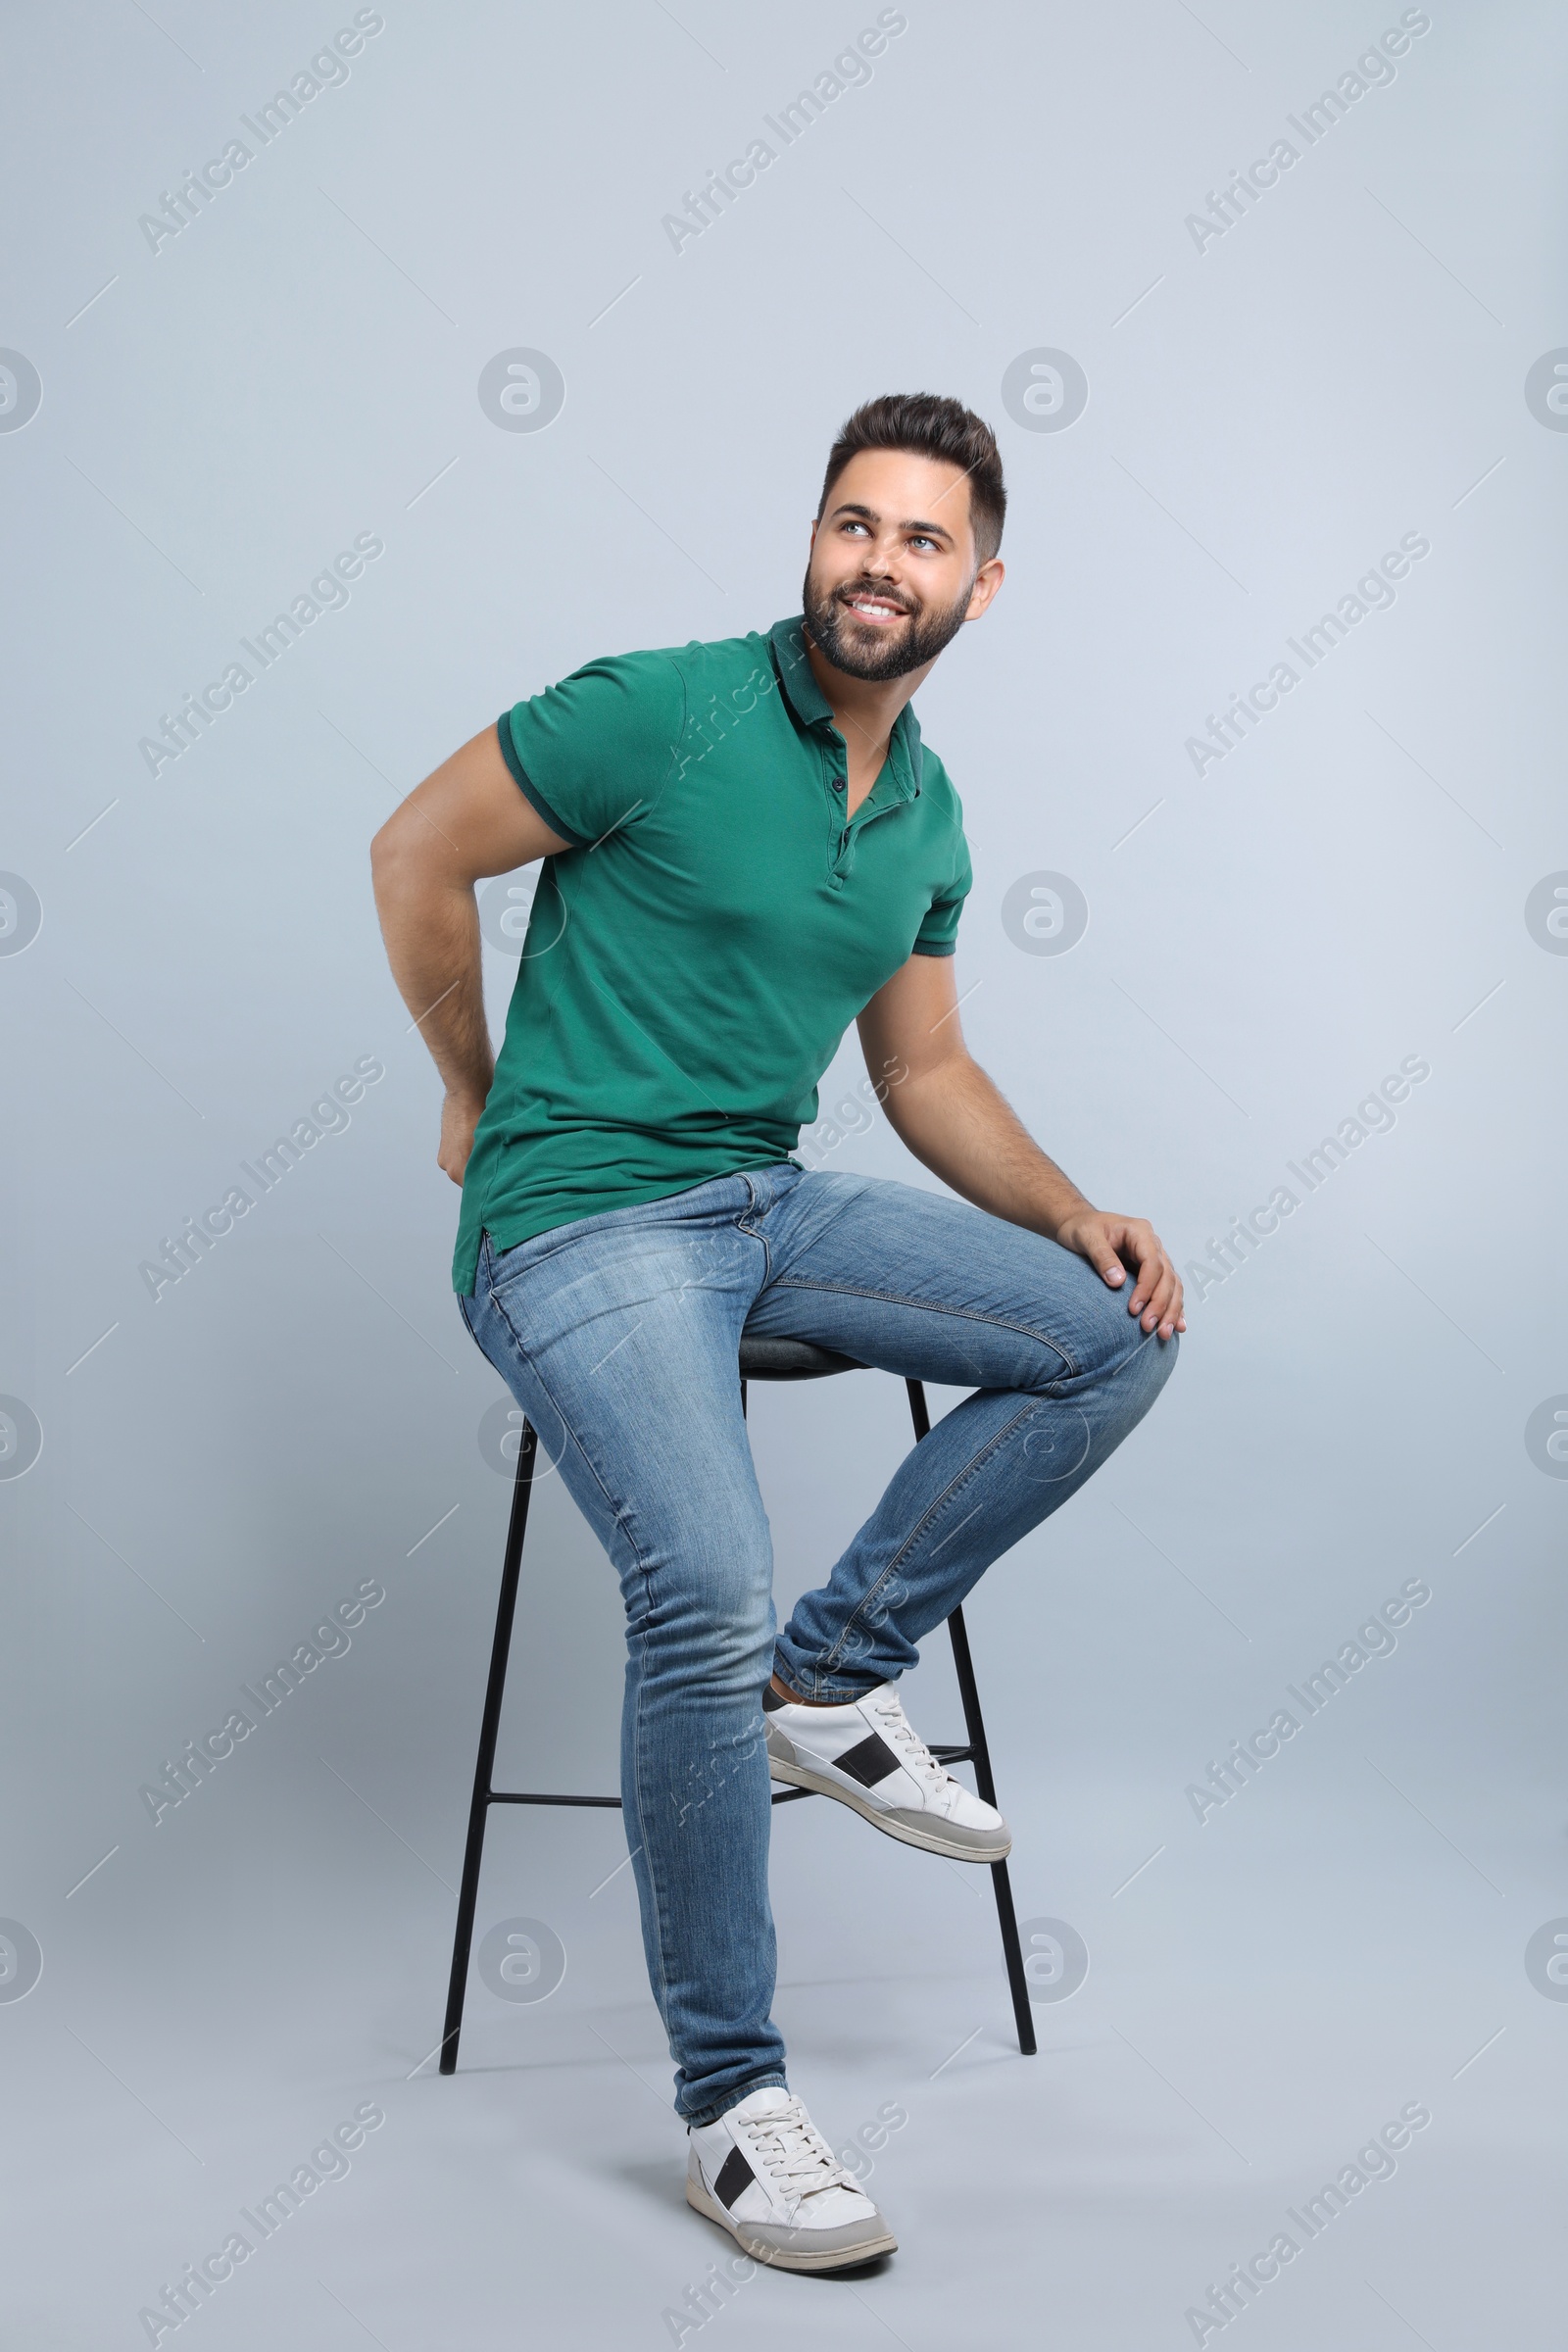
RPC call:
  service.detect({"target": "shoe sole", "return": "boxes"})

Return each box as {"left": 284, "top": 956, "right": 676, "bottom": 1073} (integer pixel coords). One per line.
{"left": 767, "top": 1752, "right": 1012, "bottom": 1863}
{"left": 686, "top": 2175, "right": 897, "bottom": 2271}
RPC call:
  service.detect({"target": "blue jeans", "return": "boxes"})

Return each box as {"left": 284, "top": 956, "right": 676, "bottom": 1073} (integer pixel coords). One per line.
{"left": 457, "top": 1163, "right": 1176, "bottom": 2123}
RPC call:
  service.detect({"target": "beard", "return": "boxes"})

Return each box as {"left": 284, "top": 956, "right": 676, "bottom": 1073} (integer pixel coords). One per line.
{"left": 801, "top": 564, "right": 972, "bottom": 682}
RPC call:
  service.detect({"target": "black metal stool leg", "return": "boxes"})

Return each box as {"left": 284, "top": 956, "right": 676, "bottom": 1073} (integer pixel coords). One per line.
{"left": 946, "top": 1604, "right": 1038, "bottom": 2056}
{"left": 905, "top": 1380, "right": 1038, "bottom": 2058}
{"left": 439, "top": 1420, "right": 539, "bottom": 2074}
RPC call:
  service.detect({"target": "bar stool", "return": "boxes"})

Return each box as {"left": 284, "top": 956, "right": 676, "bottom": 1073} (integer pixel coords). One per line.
{"left": 439, "top": 1337, "right": 1038, "bottom": 2072}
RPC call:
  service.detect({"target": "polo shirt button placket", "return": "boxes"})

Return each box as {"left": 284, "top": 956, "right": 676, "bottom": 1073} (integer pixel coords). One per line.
{"left": 827, "top": 756, "right": 848, "bottom": 886}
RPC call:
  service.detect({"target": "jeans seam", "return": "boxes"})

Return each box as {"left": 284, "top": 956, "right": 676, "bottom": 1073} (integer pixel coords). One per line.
{"left": 479, "top": 1269, "right": 678, "bottom": 2027}
{"left": 767, "top": 1273, "right": 1083, "bottom": 1381}
{"left": 735, "top": 1202, "right": 772, "bottom": 1285}
{"left": 820, "top": 1396, "right": 1044, "bottom": 1674}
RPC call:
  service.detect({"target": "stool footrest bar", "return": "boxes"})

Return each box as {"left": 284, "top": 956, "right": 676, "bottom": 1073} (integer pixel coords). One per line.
{"left": 489, "top": 1790, "right": 622, "bottom": 1808}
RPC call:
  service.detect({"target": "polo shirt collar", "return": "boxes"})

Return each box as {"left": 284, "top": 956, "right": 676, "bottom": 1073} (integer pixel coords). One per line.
{"left": 768, "top": 614, "right": 829, "bottom": 726}
{"left": 766, "top": 615, "right": 924, "bottom": 797}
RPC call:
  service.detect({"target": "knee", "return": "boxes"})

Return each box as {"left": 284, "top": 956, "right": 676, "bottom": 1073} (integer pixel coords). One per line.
{"left": 1111, "top": 1322, "right": 1179, "bottom": 1430}
{"left": 700, "top": 1603, "right": 774, "bottom": 1691}
{"left": 1050, "top": 1261, "right": 1178, "bottom": 1422}
{"left": 634, "top": 1532, "right": 774, "bottom": 1692}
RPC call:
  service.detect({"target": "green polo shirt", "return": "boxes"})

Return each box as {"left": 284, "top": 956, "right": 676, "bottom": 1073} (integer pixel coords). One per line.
{"left": 452, "top": 615, "right": 971, "bottom": 1295}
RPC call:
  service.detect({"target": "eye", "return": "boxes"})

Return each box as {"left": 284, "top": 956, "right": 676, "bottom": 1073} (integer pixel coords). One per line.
{"left": 841, "top": 518, "right": 869, "bottom": 536}
{"left": 908, "top": 533, "right": 938, "bottom": 552}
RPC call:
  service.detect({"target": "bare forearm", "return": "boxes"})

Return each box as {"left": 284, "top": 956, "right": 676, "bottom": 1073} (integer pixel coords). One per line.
{"left": 371, "top": 849, "right": 493, "bottom": 1105}
{"left": 368, "top": 724, "right": 569, "bottom": 1187}
{"left": 884, "top": 1055, "right": 1091, "bottom": 1241}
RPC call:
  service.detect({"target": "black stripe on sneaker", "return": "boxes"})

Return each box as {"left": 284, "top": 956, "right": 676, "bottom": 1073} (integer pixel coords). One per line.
{"left": 833, "top": 1731, "right": 902, "bottom": 1788}
{"left": 761, "top": 1685, "right": 787, "bottom": 1713}
{"left": 713, "top": 2145, "right": 755, "bottom": 2209}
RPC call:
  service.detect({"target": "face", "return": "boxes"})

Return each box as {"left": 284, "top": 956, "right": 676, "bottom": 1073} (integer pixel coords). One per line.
{"left": 803, "top": 448, "right": 1004, "bottom": 683}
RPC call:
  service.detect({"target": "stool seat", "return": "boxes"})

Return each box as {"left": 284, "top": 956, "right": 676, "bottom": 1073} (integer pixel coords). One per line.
{"left": 738, "top": 1335, "right": 866, "bottom": 1381}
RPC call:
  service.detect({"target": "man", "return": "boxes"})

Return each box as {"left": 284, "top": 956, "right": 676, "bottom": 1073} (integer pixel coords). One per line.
{"left": 371, "top": 393, "right": 1182, "bottom": 2272}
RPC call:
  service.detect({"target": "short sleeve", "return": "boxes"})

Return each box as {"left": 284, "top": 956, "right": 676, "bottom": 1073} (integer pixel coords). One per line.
{"left": 911, "top": 823, "right": 972, "bottom": 956}
{"left": 499, "top": 651, "right": 686, "bottom": 850}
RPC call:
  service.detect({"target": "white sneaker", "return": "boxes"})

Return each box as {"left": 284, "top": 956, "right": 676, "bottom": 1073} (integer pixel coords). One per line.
{"left": 686, "top": 2086, "right": 896, "bottom": 2271}
{"left": 764, "top": 1682, "right": 1011, "bottom": 1862}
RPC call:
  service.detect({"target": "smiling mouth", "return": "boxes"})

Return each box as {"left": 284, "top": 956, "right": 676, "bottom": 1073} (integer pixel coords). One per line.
{"left": 840, "top": 590, "right": 912, "bottom": 626}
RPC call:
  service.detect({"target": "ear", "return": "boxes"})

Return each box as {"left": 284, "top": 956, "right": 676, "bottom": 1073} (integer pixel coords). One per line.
{"left": 963, "top": 557, "right": 1005, "bottom": 621}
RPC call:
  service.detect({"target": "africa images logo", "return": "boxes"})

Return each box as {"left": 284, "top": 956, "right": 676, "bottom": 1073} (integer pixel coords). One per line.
{"left": 0, "top": 350, "right": 42, "bottom": 432}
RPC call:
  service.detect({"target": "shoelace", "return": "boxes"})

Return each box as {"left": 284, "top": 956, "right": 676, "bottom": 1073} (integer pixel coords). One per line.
{"left": 867, "top": 1690, "right": 957, "bottom": 1804}
{"left": 738, "top": 2098, "right": 857, "bottom": 2201}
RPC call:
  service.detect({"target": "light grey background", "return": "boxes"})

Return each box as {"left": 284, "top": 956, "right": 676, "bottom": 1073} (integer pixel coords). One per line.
{"left": 2, "top": 2, "right": 1564, "bottom": 2345}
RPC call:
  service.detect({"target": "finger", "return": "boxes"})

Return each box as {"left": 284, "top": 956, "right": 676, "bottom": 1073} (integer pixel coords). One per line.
{"left": 1123, "top": 1226, "right": 1162, "bottom": 1313}
{"left": 1087, "top": 1222, "right": 1129, "bottom": 1286}
{"left": 1157, "top": 1267, "right": 1186, "bottom": 1339}
{"left": 1128, "top": 1228, "right": 1171, "bottom": 1301}
{"left": 1136, "top": 1253, "right": 1176, "bottom": 1333}
{"left": 1144, "top": 1260, "right": 1179, "bottom": 1334}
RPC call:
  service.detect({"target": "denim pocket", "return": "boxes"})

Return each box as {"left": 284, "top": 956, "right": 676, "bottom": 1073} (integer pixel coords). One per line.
{"left": 483, "top": 1221, "right": 594, "bottom": 1296}
{"left": 485, "top": 1172, "right": 762, "bottom": 1299}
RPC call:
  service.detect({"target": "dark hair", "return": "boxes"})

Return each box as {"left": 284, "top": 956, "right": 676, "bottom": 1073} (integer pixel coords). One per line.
{"left": 816, "top": 392, "right": 1006, "bottom": 564}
